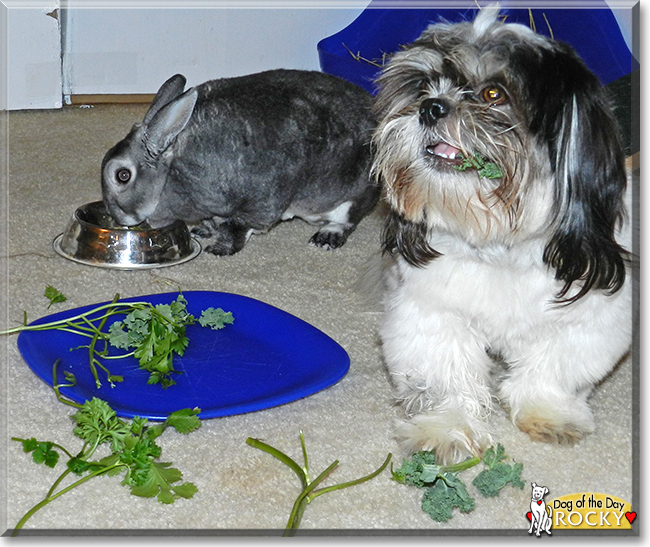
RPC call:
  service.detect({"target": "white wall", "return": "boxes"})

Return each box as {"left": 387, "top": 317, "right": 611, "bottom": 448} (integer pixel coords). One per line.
{"left": 3, "top": 2, "right": 63, "bottom": 110}
{"left": 61, "top": 5, "right": 367, "bottom": 97}
{"left": 2, "top": 1, "right": 636, "bottom": 111}
{"left": 2, "top": 2, "right": 366, "bottom": 110}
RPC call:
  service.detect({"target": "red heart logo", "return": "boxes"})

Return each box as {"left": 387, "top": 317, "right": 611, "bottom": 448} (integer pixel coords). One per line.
{"left": 526, "top": 512, "right": 532, "bottom": 521}
{"left": 625, "top": 512, "right": 636, "bottom": 524}
{"left": 537, "top": 500, "right": 543, "bottom": 505}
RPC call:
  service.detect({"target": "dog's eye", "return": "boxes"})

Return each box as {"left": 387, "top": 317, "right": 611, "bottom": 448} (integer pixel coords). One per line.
{"left": 481, "top": 86, "right": 507, "bottom": 105}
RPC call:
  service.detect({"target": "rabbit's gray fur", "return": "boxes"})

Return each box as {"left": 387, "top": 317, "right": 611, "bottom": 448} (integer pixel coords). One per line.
{"left": 101, "top": 69, "right": 380, "bottom": 255}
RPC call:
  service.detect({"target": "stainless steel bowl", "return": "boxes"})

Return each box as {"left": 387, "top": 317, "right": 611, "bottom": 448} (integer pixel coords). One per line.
{"left": 53, "top": 201, "right": 201, "bottom": 269}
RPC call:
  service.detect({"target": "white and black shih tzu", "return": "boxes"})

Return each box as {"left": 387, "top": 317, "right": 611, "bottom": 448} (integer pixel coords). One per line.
{"left": 371, "top": 7, "right": 633, "bottom": 464}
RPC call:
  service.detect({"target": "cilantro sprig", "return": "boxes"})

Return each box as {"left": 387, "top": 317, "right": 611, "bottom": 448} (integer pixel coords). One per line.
{"left": 453, "top": 153, "right": 504, "bottom": 179}
{"left": 10, "top": 362, "right": 201, "bottom": 536}
{"left": 393, "top": 444, "right": 524, "bottom": 522}
{"left": 0, "top": 292, "right": 234, "bottom": 389}
{"left": 247, "top": 432, "right": 392, "bottom": 535}
{"left": 44, "top": 286, "right": 67, "bottom": 309}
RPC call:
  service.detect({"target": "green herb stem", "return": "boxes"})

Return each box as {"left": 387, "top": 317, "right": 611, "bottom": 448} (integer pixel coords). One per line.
{"left": 245, "top": 437, "right": 308, "bottom": 489}
{"left": 45, "top": 467, "right": 75, "bottom": 499}
{"left": 440, "top": 456, "right": 481, "bottom": 475}
{"left": 11, "top": 463, "right": 126, "bottom": 536}
{"left": 247, "top": 434, "right": 392, "bottom": 536}
{"left": 299, "top": 430, "right": 310, "bottom": 483}
{"left": 311, "top": 452, "right": 393, "bottom": 500}
{"left": 101, "top": 351, "right": 136, "bottom": 360}
{"left": 285, "top": 460, "right": 340, "bottom": 534}
{"left": 87, "top": 295, "right": 121, "bottom": 388}
{"left": 0, "top": 298, "right": 130, "bottom": 336}
{"left": 51, "top": 360, "right": 84, "bottom": 409}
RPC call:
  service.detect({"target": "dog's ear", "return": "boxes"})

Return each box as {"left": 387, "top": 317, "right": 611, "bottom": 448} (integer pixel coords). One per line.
{"left": 382, "top": 211, "right": 441, "bottom": 267}
{"left": 532, "top": 43, "right": 628, "bottom": 304}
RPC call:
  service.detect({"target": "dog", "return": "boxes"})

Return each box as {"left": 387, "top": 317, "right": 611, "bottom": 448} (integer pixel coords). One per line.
{"left": 371, "top": 7, "right": 632, "bottom": 464}
{"left": 528, "top": 483, "right": 552, "bottom": 536}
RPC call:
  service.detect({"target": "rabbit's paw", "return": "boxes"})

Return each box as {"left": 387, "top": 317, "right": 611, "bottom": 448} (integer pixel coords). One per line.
{"left": 203, "top": 220, "right": 251, "bottom": 256}
{"left": 191, "top": 221, "right": 215, "bottom": 239}
{"left": 309, "top": 227, "right": 349, "bottom": 250}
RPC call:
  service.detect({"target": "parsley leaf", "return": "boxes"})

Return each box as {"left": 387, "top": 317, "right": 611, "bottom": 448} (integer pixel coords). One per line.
{"left": 453, "top": 153, "right": 504, "bottom": 179}
{"left": 102, "top": 295, "right": 224, "bottom": 387}
{"left": 127, "top": 461, "right": 197, "bottom": 504}
{"left": 2, "top": 292, "right": 234, "bottom": 390}
{"left": 18, "top": 437, "right": 39, "bottom": 453}
{"left": 19, "top": 439, "right": 60, "bottom": 468}
{"left": 199, "top": 308, "right": 235, "bottom": 330}
{"left": 163, "top": 407, "right": 202, "bottom": 435}
{"left": 11, "top": 375, "right": 202, "bottom": 535}
{"left": 44, "top": 286, "right": 67, "bottom": 309}
{"left": 73, "top": 398, "right": 130, "bottom": 453}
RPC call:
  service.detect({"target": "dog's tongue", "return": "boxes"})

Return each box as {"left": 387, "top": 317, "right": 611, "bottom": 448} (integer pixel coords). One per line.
{"left": 429, "top": 142, "right": 460, "bottom": 159}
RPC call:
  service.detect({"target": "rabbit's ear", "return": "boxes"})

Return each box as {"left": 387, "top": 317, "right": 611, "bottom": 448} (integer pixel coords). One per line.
{"left": 143, "top": 89, "right": 198, "bottom": 156}
{"left": 143, "top": 74, "right": 187, "bottom": 125}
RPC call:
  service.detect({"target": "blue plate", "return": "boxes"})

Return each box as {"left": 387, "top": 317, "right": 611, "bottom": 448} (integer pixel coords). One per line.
{"left": 17, "top": 291, "right": 350, "bottom": 420}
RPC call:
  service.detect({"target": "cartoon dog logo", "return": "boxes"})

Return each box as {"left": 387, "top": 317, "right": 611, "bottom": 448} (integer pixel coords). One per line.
{"left": 528, "top": 482, "right": 552, "bottom": 536}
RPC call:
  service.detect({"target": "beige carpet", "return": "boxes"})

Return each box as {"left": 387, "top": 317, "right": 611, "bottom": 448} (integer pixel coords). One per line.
{"left": 0, "top": 103, "right": 638, "bottom": 536}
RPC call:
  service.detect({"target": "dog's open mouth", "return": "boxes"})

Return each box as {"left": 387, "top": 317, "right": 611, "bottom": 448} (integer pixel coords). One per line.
{"left": 425, "top": 143, "right": 505, "bottom": 179}
{"left": 425, "top": 141, "right": 463, "bottom": 166}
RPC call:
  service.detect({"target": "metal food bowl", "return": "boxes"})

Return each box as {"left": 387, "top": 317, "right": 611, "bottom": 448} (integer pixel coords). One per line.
{"left": 53, "top": 201, "right": 201, "bottom": 269}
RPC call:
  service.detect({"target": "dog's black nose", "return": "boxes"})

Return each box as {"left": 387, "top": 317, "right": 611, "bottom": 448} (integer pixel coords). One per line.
{"left": 419, "top": 98, "right": 452, "bottom": 126}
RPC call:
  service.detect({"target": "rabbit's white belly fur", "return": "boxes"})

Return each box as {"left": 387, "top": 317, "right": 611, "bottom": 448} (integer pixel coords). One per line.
{"left": 281, "top": 200, "right": 354, "bottom": 228}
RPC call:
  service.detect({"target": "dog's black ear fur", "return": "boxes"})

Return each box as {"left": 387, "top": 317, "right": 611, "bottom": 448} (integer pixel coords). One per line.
{"left": 523, "top": 43, "right": 628, "bottom": 303}
{"left": 382, "top": 211, "right": 441, "bottom": 267}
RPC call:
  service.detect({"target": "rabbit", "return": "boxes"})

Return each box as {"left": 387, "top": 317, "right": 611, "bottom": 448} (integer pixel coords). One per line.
{"left": 101, "top": 69, "right": 380, "bottom": 256}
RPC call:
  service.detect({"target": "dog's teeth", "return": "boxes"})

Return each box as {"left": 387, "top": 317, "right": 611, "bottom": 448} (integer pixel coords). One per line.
{"left": 427, "top": 142, "right": 460, "bottom": 160}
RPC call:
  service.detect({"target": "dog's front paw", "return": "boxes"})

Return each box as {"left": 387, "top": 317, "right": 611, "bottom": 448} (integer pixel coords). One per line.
{"left": 395, "top": 410, "right": 492, "bottom": 465}
{"left": 514, "top": 405, "right": 594, "bottom": 445}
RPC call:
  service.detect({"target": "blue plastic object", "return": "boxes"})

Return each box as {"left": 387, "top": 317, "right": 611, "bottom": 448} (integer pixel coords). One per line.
{"left": 17, "top": 291, "right": 350, "bottom": 420}
{"left": 318, "top": 0, "right": 637, "bottom": 94}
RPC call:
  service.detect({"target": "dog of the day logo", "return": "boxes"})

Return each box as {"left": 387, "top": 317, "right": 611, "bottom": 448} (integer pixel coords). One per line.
{"left": 527, "top": 483, "right": 553, "bottom": 536}
{"left": 525, "top": 482, "right": 635, "bottom": 534}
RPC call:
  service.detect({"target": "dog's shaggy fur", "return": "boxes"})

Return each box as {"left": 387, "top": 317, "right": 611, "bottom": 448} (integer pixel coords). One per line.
{"left": 372, "top": 8, "right": 632, "bottom": 464}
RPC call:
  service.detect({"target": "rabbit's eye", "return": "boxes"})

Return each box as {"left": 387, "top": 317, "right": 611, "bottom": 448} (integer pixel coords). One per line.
{"left": 116, "top": 168, "right": 132, "bottom": 184}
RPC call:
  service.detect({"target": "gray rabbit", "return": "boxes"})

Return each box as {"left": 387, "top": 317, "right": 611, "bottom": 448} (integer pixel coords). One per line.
{"left": 101, "top": 69, "right": 380, "bottom": 255}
